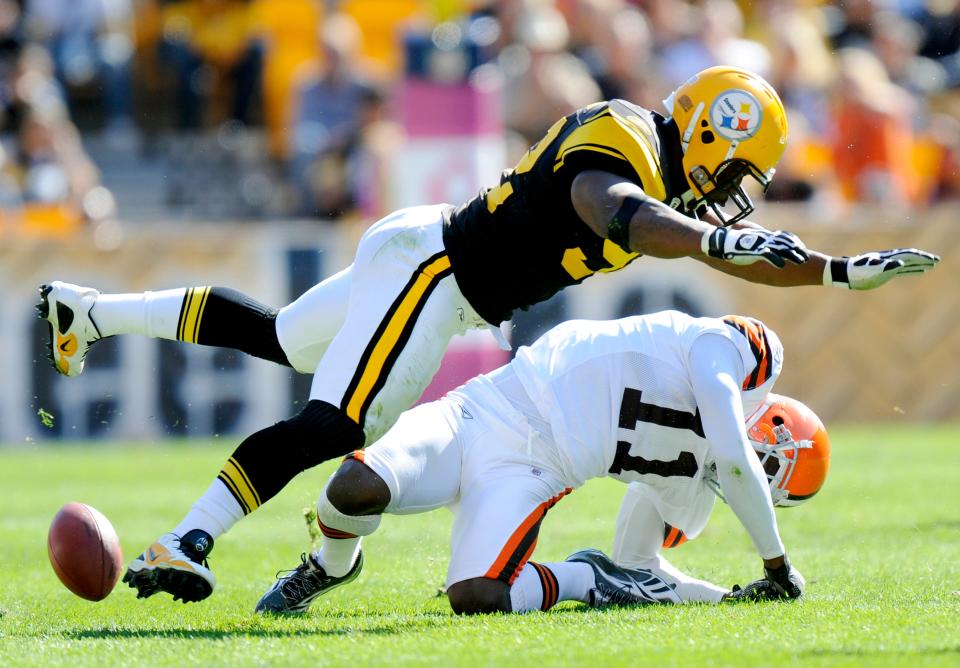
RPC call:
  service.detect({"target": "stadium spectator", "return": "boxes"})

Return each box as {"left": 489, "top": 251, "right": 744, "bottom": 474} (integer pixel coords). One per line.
{"left": 0, "top": 0, "right": 23, "bottom": 127}
{"left": 16, "top": 100, "right": 113, "bottom": 217}
{"left": 289, "top": 13, "right": 376, "bottom": 218}
{"left": 824, "top": 0, "right": 878, "bottom": 50}
{"left": 766, "top": 8, "right": 836, "bottom": 134}
{"left": 247, "top": 0, "right": 322, "bottom": 159}
{"left": 25, "top": 0, "right": 135, "bottom": 131}
{"left": 915, "top": 0, "right": 960, "bottom": 87}
{"left": 657, "top": 0, "right": 772, "bottom": 87}
{"left": 831, "top": 48, "right": 919, "bottom": 207}
{"left": 872, "top": 11, "right": 949, "bottom": 101}
{"left": 157, "top": 0, "right": 262, "bottom": 129}
{"left": 345, "top": 86, "right": 403, "bottom": 221}
{"left": 500, "top": 2, "right": 601, "bottom": 143}
{"left": 562, "top": 0, "right": 630, "bottom": 99}
{"left": 3, "top": 0, "right": 960, "bottom": 219}
{"left": 602, "top": 5, "right": 662, "bottom": 108}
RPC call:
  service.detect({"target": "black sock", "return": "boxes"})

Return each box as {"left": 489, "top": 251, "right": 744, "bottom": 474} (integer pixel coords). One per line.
{"left": 191, "top": 287, "right": 291, "bottom": 367}
{"left": 216, "top": 400, "right": 365, "bottom": 514}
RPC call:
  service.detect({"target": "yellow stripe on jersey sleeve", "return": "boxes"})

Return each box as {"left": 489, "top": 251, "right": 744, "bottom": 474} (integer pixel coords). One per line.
{"left": 552, "top": 114, "right": 667, "bottom": 201}
{"left": 486, "top": 181, "right": 514, "bottom": 213}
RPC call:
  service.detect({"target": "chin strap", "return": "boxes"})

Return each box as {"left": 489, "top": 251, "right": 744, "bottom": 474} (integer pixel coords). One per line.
{"left": 668, "top": 189, "right": 699, "bottom": 216}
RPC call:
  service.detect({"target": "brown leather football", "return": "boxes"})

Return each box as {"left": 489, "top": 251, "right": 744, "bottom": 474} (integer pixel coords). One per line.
{"left": 47, "top": 502, "right": 123, "bottom": 601}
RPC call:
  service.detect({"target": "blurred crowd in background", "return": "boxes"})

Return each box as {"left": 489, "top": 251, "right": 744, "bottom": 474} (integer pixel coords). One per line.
{"left": 1, "top": 0, "right": 959, "bottom": 229}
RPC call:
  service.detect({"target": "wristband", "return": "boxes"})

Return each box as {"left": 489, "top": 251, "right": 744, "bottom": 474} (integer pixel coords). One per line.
{"left": 823, "top": 257, "right": 849, "bottom": 288}
{"left": 702, "top": 227, "right": 723, "bottom": 257}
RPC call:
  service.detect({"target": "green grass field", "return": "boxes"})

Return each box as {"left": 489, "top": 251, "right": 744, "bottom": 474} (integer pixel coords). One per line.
{"left": 1, "top": 426, "right": 958, "bottom": 667}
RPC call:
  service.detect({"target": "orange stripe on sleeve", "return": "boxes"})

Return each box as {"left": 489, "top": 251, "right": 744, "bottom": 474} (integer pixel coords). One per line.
{"left": 723, "top": 315, "right": 771, "bottom": 390}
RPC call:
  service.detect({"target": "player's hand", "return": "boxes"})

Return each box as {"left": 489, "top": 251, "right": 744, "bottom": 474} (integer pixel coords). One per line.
{"left": 723, "top": 580, "right": 783, "bottom": 602}
{"left": 703, "top": 227, "right": 809, "bottom": 268}
{"left": 763, "top": 559, "right": 805, "bottom": 600}
{"left": 827, "top": 249, "right": 941, "bottom": 290}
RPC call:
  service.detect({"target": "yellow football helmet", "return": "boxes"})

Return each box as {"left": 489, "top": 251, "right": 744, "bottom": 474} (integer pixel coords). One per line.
{"left": 664, "top": 66, "right": 788, "bottom": 225}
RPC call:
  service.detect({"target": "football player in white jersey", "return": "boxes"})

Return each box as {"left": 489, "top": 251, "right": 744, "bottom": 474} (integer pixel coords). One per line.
{"left": 40, "top": 67, "right": 933, "bottom": 605}
{"left": 255, "top": 311, "right": 830, "bottom": 614}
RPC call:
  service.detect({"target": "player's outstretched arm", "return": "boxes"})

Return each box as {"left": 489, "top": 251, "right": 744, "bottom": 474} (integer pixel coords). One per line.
{"left": 697, "top": 209, "right": 941, "bottom": 288}
{"left": 570, "top": 170, "right": 808, "bottom": 268}
{"left": 698, "top": 247, "right": 941, "bottom": 289}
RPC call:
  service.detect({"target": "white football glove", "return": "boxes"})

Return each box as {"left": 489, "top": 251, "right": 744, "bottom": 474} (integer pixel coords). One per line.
{"left": 702, "top": 227, "right": 809, "bottom": 268}
{"left": 824, "top": 248, "right": 941, "bottom": 290}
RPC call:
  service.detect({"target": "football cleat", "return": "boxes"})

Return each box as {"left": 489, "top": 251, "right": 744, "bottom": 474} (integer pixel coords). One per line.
{"left": 567, "top": 549, "right": 681, "bottom": 606}
{"left": 255, "top": 551, "right": 363, "bottom": 615}
{"left": 122, "top": 530, "right": 216, "bottom": 603}
{"left": 36, "top": 281, "right": 102, "bottom": 377}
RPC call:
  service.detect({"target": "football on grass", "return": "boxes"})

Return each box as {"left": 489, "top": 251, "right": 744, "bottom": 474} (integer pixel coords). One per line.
{"left": 47, "top": 502, "right": 123, "bottom": 601}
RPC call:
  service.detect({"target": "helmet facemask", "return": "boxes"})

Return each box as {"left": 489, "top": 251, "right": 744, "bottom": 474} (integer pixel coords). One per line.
{"left": 703, "top": 430, "right": 812, "bottom": 508}
{"left": 705, "top": 395, "right": 823, "bottom": 509}
{"left": 748, "top": 419, "right": 814, "bottom": 507}
{"left": 689, "top": 158, "right": 774, "bottom": 226}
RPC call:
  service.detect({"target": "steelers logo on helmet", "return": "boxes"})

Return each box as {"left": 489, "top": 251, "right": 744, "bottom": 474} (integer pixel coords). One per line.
{"left": 709, "top": 89, "right": 763, "bottom": 142}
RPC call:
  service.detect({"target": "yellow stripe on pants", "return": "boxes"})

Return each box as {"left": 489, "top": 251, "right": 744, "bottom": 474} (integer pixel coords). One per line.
{"left": 344, "top": 255, "right": 451, "bottom": 423}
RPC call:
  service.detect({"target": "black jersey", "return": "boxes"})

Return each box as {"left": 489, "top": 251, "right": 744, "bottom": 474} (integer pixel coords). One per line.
{"left": 442, "top": 100, "right": 689, "bottom": 325}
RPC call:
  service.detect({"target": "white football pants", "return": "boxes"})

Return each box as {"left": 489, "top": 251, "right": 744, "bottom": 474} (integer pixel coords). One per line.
{"left": 274, "top": 204, "right": 487, "bottom": 443}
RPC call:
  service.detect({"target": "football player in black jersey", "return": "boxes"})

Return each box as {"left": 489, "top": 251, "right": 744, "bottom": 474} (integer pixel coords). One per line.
{"left": 37, "top": 66, "right": 938, "bottom": 604}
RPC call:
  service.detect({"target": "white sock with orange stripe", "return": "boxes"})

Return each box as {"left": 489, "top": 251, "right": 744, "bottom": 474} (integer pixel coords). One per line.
{"left": 508, "top": 561, "right": 594, "bottom": 612}
{"left": 313, "top": 490, "right": 381, "bottom": 577}
{"left": 172, "top": 478, "right": 245, "bottom": 540}
{"left": 93, "top": 289, "right": 187, "bottom": 339}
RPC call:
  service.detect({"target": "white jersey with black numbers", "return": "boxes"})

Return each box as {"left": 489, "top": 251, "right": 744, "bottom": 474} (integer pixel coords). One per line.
{"left": 508, "top": 311, "right": 781, "bottom": 536}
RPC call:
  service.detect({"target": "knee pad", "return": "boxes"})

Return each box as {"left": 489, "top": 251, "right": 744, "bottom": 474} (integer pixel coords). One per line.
{"left": 316, "top": 485, "right": 382, "bottom": 537}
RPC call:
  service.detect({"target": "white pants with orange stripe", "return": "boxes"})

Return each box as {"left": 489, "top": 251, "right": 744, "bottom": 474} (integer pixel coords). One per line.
{"left": 274, "top": 204, "right": 487, "bottom": 443}
{"left": 356, "top": 375, "right": 572, "bottom": 587}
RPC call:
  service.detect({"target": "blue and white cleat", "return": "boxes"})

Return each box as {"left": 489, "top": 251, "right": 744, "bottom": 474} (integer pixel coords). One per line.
{"left": 255, "top": 551, "right": 364, "bottom": 614}
{"left": 566, "top": 548, "right": 681, "bottom": 606}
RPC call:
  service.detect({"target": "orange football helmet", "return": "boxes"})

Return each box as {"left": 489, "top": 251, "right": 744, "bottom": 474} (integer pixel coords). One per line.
{"left": 745, "top": 394, "right": 830, "bottom": 507}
